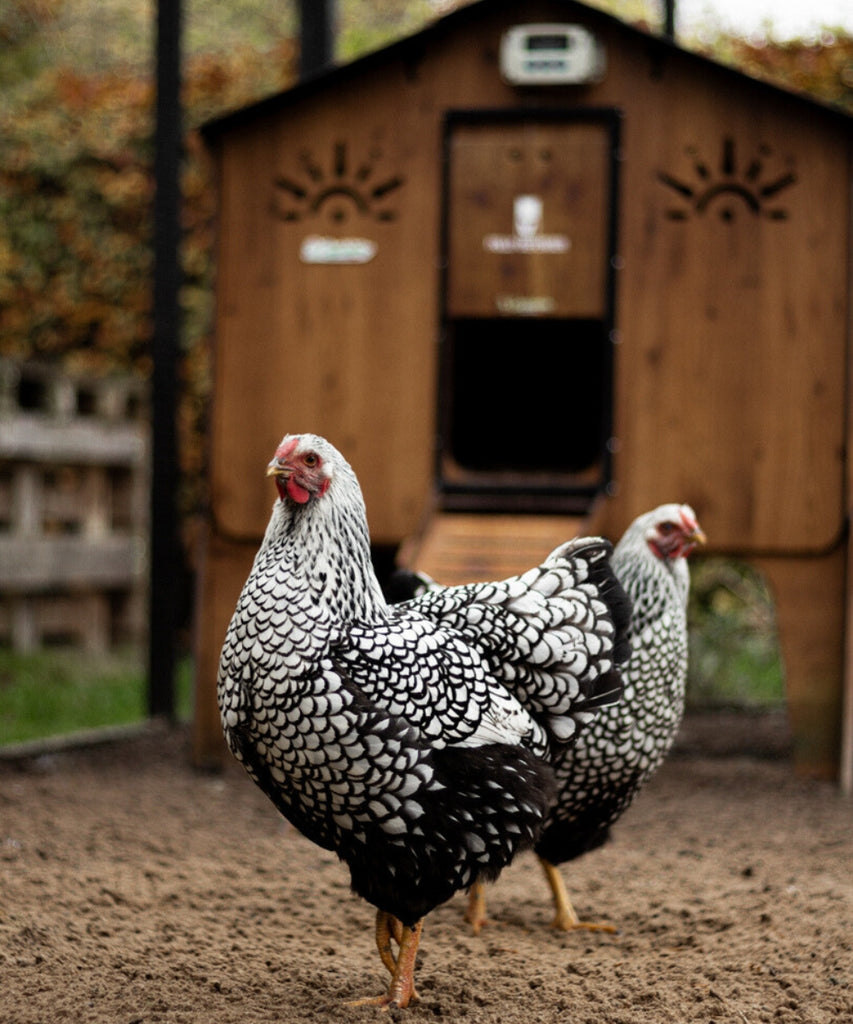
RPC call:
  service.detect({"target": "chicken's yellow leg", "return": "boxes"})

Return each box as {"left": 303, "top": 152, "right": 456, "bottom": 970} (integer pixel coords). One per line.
{"left": 388, "top": 914, "right": 404, "bottom": 947}
{"left": 385, "top": 920, "right": 422, "bottom": 1008}
{"left": 375, "top": 911, "right": 397, "bottom": 976}
{"left": 465, "top": 880, "right": 489, "bottom": 934}
{"left": 539, "top": 857, "right": 618, "bottom": 933}
{"left": 349, "top": 914, "right": 423, "bottom": 1009}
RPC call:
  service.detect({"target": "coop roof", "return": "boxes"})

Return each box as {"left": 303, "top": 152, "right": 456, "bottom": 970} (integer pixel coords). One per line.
{"left": 201, "top": 0, "right": 852, "bottom": 141}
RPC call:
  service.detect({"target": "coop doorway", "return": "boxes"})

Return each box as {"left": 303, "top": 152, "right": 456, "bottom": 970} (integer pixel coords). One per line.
{"left": 437, "top": 109, "right": 621, "bottom": 513}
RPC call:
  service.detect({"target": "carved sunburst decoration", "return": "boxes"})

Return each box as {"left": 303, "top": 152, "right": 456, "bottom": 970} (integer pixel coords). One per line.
{"left": 658, "top": 137, "right": 797, "bottom": 222}
{"left": 272, "top": 141, "right": 404, "bottom": 224}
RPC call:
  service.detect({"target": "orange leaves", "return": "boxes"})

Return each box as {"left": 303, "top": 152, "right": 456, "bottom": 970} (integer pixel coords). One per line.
{"left": 1, "top": 36, "right": 299, "bottom": 526}
{"left": 702, "top": 32, "right": 853, "bottom": 113}
{"left": 0, "top": 40, "right": 298, "bottom": 373}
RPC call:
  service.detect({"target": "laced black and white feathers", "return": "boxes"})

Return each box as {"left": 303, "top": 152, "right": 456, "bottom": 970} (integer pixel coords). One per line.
{"left": 539, "top": 503, "right": 705, "bottom": 867}
{"left": 216, "top": 432, "right": 632, "bottom": 1006}
{"left": 516, "top": 504, "right": 705, "bottom": 933}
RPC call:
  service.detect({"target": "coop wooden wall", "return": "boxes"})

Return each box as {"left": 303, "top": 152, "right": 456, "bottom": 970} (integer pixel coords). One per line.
{"left": 207, "top": 0, "right": 850, "bottom": 552}
{"left": 587, "top": 31, "right": 850, "bottom": 555}
{"left": 207, "top": 2, "right": 617, "bottom": 544}
{"left": 210, "top": 107, "right": 439, "bottom": 545}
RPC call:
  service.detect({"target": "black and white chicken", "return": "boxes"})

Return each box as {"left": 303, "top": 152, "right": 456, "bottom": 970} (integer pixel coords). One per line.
{"left": 395, "top": 504, "right": 704, "bottom": 933}
{"left": 534, "top": 504, "right": 705, "bottom": 931}
{"left": 217, "top": 433, "right": 631, "bottom": 1008}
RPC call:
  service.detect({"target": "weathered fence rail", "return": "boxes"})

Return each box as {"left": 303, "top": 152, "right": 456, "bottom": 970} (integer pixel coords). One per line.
{"left": 0, "top": 359, "right": 149, "bottom": 653}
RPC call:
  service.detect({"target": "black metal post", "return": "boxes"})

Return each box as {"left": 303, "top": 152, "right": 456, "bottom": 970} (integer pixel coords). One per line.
{"left": 148, "top": 0, "right": 182, "bottom": 719}
{"left": 663, "top": 0, "right": 676, "bottom": 39}
{"left": 299, "top": 0, "right": 335, "bottom": 78}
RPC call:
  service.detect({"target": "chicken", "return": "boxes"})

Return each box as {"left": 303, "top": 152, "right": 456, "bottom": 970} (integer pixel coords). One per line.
{"left": 216, "top": 432, "right": 632, "bottom": 1008}
{"left": 392, "top": 504, "right": 704, "bottom": 933}
{"left": 534, "top": 504, "right": 705, "bottom": 931}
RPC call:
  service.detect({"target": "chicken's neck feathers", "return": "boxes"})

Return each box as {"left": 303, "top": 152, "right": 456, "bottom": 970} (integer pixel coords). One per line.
{"left": 609, "top": 531, "right": 690, "bottom": 721}
{"left": 613, "top": 531, "right": 689, "bottom": 625}
{"left": 251, "top": 479, "right": 388, "bottom": 629}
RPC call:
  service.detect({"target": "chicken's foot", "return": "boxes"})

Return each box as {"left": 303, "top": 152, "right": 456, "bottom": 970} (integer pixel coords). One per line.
{"left": 540, "top": 858, "right": 618, "bottom": 933}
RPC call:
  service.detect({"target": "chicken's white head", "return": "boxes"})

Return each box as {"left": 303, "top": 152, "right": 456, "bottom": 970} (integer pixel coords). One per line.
{"left": 266, "top": 433, "right": 334, "bottom": 505}
{"left": 643, "top": 504, "right": 706, "bottom": 561}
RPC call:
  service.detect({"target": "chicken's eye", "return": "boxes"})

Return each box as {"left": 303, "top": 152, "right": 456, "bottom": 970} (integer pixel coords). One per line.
{"left": 303, "top": 452, "right": 319, "bottom": 468}
{"left": 659, "top": 522, "right": 676, "bottom": 534}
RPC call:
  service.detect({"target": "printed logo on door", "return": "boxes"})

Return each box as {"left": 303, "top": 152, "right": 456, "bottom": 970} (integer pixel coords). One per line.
{"left": 483, "top": 195, "right": 571, "bottom": 254}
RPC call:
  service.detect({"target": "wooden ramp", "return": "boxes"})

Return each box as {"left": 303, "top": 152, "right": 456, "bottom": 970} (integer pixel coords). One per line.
{"left": 399, "top": 511, "right": 597, "bottom": 587}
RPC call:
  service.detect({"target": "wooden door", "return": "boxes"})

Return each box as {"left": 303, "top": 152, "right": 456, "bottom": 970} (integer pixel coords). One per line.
{"left": 444, "top": 113, "right": 616, "bottom": 319}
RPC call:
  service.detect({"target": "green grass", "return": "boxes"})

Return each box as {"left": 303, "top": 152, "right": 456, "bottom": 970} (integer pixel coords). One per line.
{"left": 0, "top": 649, "right": 193, "bottom": 747}
{"left": 686, "top": 558, "right": 786, "bottom": 708}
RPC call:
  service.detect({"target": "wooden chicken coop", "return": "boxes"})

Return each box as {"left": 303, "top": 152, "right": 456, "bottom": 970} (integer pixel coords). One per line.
{"left": 194, "top": 0, "right": 853, "bottom": 785}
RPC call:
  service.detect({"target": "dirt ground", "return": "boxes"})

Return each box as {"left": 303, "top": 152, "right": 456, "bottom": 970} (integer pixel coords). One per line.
{"left": 2, "top": 713, "right": 851, "bottom": 1024}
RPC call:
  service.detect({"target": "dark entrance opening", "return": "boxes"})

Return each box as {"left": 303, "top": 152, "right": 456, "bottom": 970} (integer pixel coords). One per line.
{"left": 445, "top": 317, "right": 607, "bottom": 475}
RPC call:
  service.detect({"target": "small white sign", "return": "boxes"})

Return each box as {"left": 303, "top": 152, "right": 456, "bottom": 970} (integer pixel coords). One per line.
{"left": 299, "top": 235, "right": 377, "bottom": 264}
{"left": 484, "top": 234, "right": 571, "bottom": 254}
{"left": 496, "top": 295, "right": 556, "bottom": 315}
{"left": 483, "top": 194, "right": 571, "bottom": 255}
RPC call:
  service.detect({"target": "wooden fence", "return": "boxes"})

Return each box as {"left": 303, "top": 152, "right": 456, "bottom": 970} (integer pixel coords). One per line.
{"left": 0, "top": 359, "right": 149, "bottom": 653}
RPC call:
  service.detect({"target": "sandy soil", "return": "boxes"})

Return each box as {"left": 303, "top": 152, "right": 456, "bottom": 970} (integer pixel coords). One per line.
{"left": 1, "top": 714, "right": 851, "bottom": 1024}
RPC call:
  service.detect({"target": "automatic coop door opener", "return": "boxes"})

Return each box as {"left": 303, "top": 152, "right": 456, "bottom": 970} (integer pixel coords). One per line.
{"left": 500, "top": 24, "right": 605, "bottom": 86}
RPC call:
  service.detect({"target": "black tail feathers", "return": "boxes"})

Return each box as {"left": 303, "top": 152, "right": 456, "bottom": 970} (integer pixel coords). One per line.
{"left": 584, "top": 546, "right": 633, "bottom": 666}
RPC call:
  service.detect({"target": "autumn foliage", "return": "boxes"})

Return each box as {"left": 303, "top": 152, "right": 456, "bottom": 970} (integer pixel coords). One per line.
{"left": 702, "top": 32, "right": 853, "bottom": 114}
{"left": 0, "top": 71, "right": 155, "bottom": 372}
{"left": 0, "top": 43, "right": 298, "bottom": 515}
